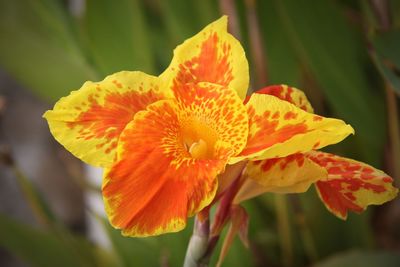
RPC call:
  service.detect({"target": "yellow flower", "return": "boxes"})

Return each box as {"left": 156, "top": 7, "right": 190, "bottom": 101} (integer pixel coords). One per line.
{"left": 43, "top": 16, "right": 396, "bottom": 238}
{"left": 232, "top": 85, "right": 398, "bottom": 219}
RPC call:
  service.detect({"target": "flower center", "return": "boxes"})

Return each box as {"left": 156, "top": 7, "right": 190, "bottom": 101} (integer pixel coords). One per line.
{"left": 187, "top": 139, "right": 208, "bottom": 159}
{"left": 180, "top": 118, "right": 218, "bottom": 160}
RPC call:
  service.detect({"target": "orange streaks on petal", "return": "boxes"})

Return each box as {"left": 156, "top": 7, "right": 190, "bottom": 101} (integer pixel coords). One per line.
{"left": 104, "top": 99, "right": 231, "bottom": 236}
{"left": 43, "top": 71, "right": 167, "bottom": 167}
{"left": 174, "top": 33, "right": 233, "bottom": 87}
{"left": 67, "top": 90, "right": 162, "bottom": 154}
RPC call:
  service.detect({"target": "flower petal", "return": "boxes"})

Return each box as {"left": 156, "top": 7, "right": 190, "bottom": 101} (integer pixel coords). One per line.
{"left": 306, "top": 151, "right": 398, "bottom": 219}
{"left": 103, "top": 100, "right": 224, "bottom": 236}
{"left": 103, "top": 80, "right": 248, "bottom": 236}
{"left": 249, "top": 84, "right": 314, "bottom": 113}
{"left": 43, "top": 71, "right": 167, "bottom": 167}
{"left": 161, "top": 16, "right": 249, "bottom": 100}
{"left": 173, "top": 82, "right": 249, "bottom": 156}
{"left": 234, "top": 154, "right": 327, "bottom": 203}
{"left": 230, "top": 93, "right": 354, "bottom": 163}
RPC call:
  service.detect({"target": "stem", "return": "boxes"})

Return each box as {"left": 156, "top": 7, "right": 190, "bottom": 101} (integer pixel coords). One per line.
{"left": 368, "top": 0, "right": 400, "bottom": 183}
{"left": 289, "top": 195, "right": 318, "bottom": 262}
{"left": 219, "top": 0, "right": 241, "bottom": 39}
{"left": 245, "top": 0, "right": 268, "bottom": 88}
{"left": 12, "top": 165, "right": 51, "bottom": 227}
{"left": 183, "top": 165, "right": 247, "bottom": 267}
{"left": 274, "top": 194, "right": 292, "bottom": 267}
{"left": 384, "top": 83, "right": 400, "bottom": 183}
{"left": 183, "top": 215, "right": 210, "bottom": 267}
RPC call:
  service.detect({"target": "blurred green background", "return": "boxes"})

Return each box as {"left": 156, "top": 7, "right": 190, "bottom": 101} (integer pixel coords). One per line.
{"left": 0, "top": 0, "right": 399, "bottom": 266}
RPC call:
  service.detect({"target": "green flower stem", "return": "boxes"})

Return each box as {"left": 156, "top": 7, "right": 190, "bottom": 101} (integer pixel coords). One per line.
{"left": 369, "top": 0, "right": 400, "bottom": 183}
{"left": 183, "top": 215, "right": 210, "bottom": 267}
{"left": 183, "top": 165, "right": 246, "bottom": 267}
{"left": 385, "top": 83, "right": 400, "bottom": 183}
{"left": 12, "top": 165, "right": 51, "bottom": 227}
{"left": 289, "top": 195, "right": 318, "bottom": 262}
{"left": 274, "top": 194, "right": 293, "bottom": 267}
{"left": 245, "top": 0, "right": 268, "bottom": 88}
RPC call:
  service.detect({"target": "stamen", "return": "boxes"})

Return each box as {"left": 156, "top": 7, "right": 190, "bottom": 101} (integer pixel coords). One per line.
{"left": 188, "top": 139, "right": 208, "bottom": 159}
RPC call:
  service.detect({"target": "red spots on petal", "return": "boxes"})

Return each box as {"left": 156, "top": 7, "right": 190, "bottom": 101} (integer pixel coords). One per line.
{"left": 240, "top": 106, "right": 308, "bottom": 156}
{"left": 272, "top": 111, "right": 280, "bottom": 119}
{"left": 363, "top": 167, "right": 374, "bottom": 173}
{"left": 255, "top": 85, "right": 311, "bottom": 111}
{"left": 112, "top": 80, "right": 123, "bottom": 88}
{"left": 257, "top": 85, "right": 284, "bottom": 98}
{"left": 284, "top": 111, "right": 297, "bottom": 120}
{"left": 313, "top": 115, "right": 323, "bottom": 121}
{"left": 260, "top": 158, "right": 280, "bottom": 172}
{"left": 308, "top": 151, "right": 397, "bottom": 219}
{"left": 383, "top": 176, "right": 393, "bottom": 183}
{"left": 277, "top": 154, "right": 305, "bottom": 170}
{"left": 253, "top": 85, "right": 314, "bottom": 113}
{"left": 174, "top": 32, "right": 233, "bottom": 88}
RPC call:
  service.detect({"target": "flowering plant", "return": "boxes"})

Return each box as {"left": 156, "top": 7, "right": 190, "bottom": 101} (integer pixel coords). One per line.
{"left": 44, "top": 16, "right": 397, "bottom": 266}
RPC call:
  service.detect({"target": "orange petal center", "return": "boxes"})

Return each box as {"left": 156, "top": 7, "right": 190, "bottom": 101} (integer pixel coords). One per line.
{"left": 188, "top": 139, "right": 208, "bottom": 159}
{"left": 181, "top": 118, "right": 218, "bottom": 160}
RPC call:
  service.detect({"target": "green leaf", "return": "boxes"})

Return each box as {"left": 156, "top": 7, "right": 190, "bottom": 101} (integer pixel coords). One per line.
{"left": 299, "top": 188, "right": 373, "bottom": 259}
{"left": 0, "top": 0, "right": 98, "bottom": 101}
{"left": 102, "top": 219, "right": 160, "bottom": 267}
{"left": 102, "top": 217, "right": 194, "bottom": 267}
{"left": 371, "top": 29, "right": 400, "bottom": 95}
{"left": 256, "top": 0, "right": 301, "bottom": 86}
{"left": 81, "top": 0, "right": 155, "bottom": 76}
{"left": 273, "top": 0, "right": 386, "bottom": 165}
{"left": 0, "top": 214, "right": 97, "bottom": 267}
{"left": 314, "top": 250, "right": 400, "bottom": 267}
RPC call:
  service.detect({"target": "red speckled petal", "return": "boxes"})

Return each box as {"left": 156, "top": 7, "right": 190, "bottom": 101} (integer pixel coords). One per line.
{"left": 103, "top": 100, "right": 226, "bottom": 236}
{"left": 249, "top": 84, "right": 314, "bottom": 113}
{"left": 103, "top": 82, "right": 248, "bottom": 236}
{"left": 234, "top": 154, "right": 327, "bottom": 203}
{"left": 161, "top": 16, "right": 249, "bottom": 100}
{"left": 230, "top": 93, "right": 354, "bottom": 163}
{"left": 306, "top": 151, "right": 398, "bottom": 219}
{"left": 43, "top": 71, "right": 168, "bottom": 167}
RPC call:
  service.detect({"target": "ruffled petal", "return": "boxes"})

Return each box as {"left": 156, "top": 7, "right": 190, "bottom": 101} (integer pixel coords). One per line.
{"left": 248, "top": 84, "right": 314, "bottom": 113}
{"left": 306, "top": 151, "right": 398, "bottom": 219}
{"left": 43, "top": 71, "right": 168, "bottom": 167}
{"left": 234, "top": 154, "right": 327, "bottom": 203}
{"left": 103, "top": 82, "right": 248, "bottom": 237}
{"left": 230, "top": 93, "right": 354, "bottom": 163}
{"left": 161, "top": 16, "right": 249, "bottom": 100}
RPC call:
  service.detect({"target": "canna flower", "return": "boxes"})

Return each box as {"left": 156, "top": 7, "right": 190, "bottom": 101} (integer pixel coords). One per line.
{"left": 43, "top": 16, "right": 397, "bottom": 240}
{"left": 232, "top": 85, "right": 398, "bottom": 219}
